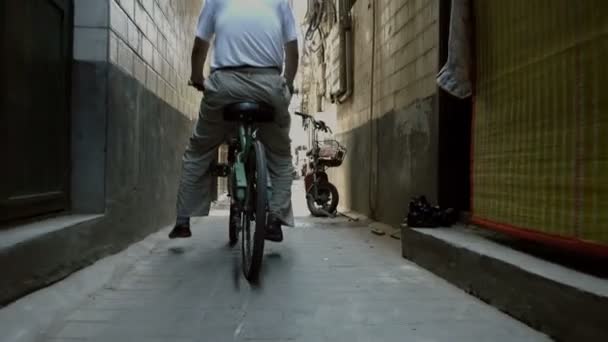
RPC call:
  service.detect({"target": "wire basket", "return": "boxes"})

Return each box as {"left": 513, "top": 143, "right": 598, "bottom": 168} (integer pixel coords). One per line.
{"left": 316, "top": 139, "right": 347, "bottom": 167}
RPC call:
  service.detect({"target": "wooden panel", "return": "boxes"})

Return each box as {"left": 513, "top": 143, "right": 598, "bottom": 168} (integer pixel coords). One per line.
{"left": 0, "top": 0, "right": 72, "bottom": 222}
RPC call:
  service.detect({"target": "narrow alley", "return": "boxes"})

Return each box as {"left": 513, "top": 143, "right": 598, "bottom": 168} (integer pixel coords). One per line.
{"left": 2, "top": 0, "right": 607, "bottom": 341}
{"left": 2, "top": 182, "right": 548, "bottom": 342}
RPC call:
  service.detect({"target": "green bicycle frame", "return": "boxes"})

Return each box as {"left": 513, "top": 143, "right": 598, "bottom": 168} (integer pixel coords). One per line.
{"left": 232, "top": 122, "right": 273, "bottom": 204}
{"left": 233, "top": 124, "right": 252, "bottom": 202}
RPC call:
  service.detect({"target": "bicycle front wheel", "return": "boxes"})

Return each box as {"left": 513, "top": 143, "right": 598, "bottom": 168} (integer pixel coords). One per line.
{"left": 307, "top": 182, "right": 339, "bottom": 217}
{"left": 241, "top": 140, "right": 268, "bottom": 281}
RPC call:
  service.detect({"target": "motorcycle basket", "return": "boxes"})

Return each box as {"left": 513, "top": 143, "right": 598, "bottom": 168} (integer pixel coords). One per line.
{"left": 316, "top": 140, "right": 347, "bottom": 167}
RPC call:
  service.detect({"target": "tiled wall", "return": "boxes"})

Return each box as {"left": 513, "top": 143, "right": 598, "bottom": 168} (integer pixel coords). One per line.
{"left": 108, "top": 0, "right": 204, "bottom": 119}
{"left": 73, "top": 0, "right": 110, "bottom": 62}
{"left": 372, "top": 0, "right": 438, "bottom": 119}
{"left": 40, "top": 1, "right": 202, "bottom": 303}
{"left": 301, "top": 0, "right": 440, "bottom": 223}
{"left": 337, "top": 0, "right": 438, "bottom": 132}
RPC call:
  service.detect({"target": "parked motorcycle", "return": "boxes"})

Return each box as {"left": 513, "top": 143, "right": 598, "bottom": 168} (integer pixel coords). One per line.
{"left": 295, "top": 112, "right": 347, "bottom": 217}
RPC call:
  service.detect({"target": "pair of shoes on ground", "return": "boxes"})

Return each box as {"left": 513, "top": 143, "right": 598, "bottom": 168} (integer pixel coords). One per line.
{"left": 168, "top": 216, "right": 283, "bottom": 242}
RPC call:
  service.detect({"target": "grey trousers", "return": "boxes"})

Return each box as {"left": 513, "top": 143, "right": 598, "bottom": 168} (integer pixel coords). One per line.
{"left": 176, "top": 69, "right": 295, "bottom": 226}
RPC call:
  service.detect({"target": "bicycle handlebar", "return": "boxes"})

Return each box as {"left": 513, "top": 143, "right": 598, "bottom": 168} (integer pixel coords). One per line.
{"left": 294, "top": 111, "right": 333, "bottom": 134}
{"left": 315, "top": 120, "right": 331, "bottom": 134}
{"left": 294, "top": 111, "right": 313, "bottom": 119}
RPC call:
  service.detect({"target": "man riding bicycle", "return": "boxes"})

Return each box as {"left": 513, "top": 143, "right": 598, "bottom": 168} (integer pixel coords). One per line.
{"left": 168, "top": 0, "right": 299, "bottom": 242}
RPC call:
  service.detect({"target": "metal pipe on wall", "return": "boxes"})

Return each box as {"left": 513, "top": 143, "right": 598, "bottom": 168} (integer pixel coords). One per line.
{"left": 337, "top": 25, "right": 353, "bottom": 103}
{"left": 368, "top": 0, "right": 378, "bottom": 216}
{"left": 335, "top": 0, "right": 354, "bottom": 103}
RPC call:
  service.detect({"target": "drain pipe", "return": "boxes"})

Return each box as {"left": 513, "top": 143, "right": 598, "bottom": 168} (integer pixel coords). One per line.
{"left": 368, "top": 0, "right": 377, "bottom": 216}
{"left": 336, "top": 0, "right": 354, "bottom": 103}
{"left": 337, "top": 26, "right": 353, "bottom": 103}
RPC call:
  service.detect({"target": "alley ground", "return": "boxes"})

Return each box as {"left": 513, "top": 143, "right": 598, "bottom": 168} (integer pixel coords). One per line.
{"left": 13, "top": 182, "right": 549, "bottom": 342}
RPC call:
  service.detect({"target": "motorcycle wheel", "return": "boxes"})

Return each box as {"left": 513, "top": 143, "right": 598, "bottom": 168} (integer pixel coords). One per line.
{"left": 306, "top": 182, "right": 339, "bottom": 217}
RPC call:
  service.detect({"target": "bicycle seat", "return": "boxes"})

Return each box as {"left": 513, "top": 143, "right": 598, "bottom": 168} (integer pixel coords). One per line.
{"left": 223, "top": 101, "right": 275, "bottom": 123}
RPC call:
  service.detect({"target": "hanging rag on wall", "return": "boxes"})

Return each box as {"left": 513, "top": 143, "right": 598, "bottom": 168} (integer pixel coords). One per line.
{"left": 437, "top": 0, "right": 472, "bottom": 99}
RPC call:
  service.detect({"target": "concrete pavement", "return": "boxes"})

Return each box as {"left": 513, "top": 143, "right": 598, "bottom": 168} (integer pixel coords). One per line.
{"left": 6, "top": 182, "right": 550, "bottom": 342}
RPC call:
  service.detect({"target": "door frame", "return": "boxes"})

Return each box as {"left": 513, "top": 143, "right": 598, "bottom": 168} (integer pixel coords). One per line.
{"left": 437, "top": 0, "right": 473, "bottom": 213}
{"left": 0, "top": 0, "right": 74, "bottom": 224}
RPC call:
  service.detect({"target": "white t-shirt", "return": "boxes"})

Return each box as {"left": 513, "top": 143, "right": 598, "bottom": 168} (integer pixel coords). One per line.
{"left": 196, "top": 0, "right": 298, "bottom": 71}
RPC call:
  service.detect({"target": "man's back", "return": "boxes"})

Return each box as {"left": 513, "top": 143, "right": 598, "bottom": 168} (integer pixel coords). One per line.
{"left": 171, "top": 0, "right": 299, "bottom": 240}
{"left": 197, "top": 0, "right": 297, "bottom": 71}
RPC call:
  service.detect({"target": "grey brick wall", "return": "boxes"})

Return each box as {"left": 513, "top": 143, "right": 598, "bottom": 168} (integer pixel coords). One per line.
{"left": 335, "top": 0, "right": 438, "bottom": 131}
{"left": 300, "top": 0, "right": 440, "bottom": 223}
{"left": 109, "top": 0, "right": 204, "bottom": 119}
{"left": 5, "top": 0, "right": 206, "bottom": 305}
{"left": 373, "top": 0, "right": 438, "bottom": 116}
{"left": 300, "top": 0, "right": 438, "bottom": 129}
{"left": 74, "top": 0, "right": 110, "bottom": 62}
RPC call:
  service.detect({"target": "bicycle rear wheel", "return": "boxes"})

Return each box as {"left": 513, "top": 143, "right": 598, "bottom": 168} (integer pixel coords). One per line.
{"left": 241, "top": 140, "right": 268, "bottom": 281}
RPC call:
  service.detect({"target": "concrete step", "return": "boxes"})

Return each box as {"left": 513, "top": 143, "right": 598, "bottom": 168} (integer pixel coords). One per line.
{"left": 0, "top": 215, "right": 105, "bottom": 306}
{"left": 401, "top": 225, "right": 608, "bottom": 342}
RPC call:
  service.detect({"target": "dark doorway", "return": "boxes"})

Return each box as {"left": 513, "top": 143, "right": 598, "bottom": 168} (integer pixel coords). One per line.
{"left": 1, "top": 0, "right": 73, "bottom": 222}
{"left": 437, "top": 0, "right": 472, "bottom": 212}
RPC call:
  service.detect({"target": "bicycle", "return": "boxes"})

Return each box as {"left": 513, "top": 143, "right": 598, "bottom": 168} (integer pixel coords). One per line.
{"left": 189, "top": 80, "right": 271, "bottom": 280}
{"left": 210, "top": 101, "right": 274, "bottom": 281}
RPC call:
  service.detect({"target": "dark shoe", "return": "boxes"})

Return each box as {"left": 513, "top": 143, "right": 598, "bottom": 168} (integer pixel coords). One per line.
{"left": 264, "top": 219, "right": 283, "bottom": 242}
{"left": 169, "top": 224, "right": 192, "bottom": 239}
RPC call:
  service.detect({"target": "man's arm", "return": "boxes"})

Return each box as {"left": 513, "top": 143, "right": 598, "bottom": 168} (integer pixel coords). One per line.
{"left": 190, "top": 0, "right": 214, "bottom": 90}
{"left": 280, "top": 0, "right": 298, "bottom": 93}
{"left": 284, "top": 40, "right": 299, "bottom": 93}
{"left": 190, "top": 37, "right": 210, "bottom": 89}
